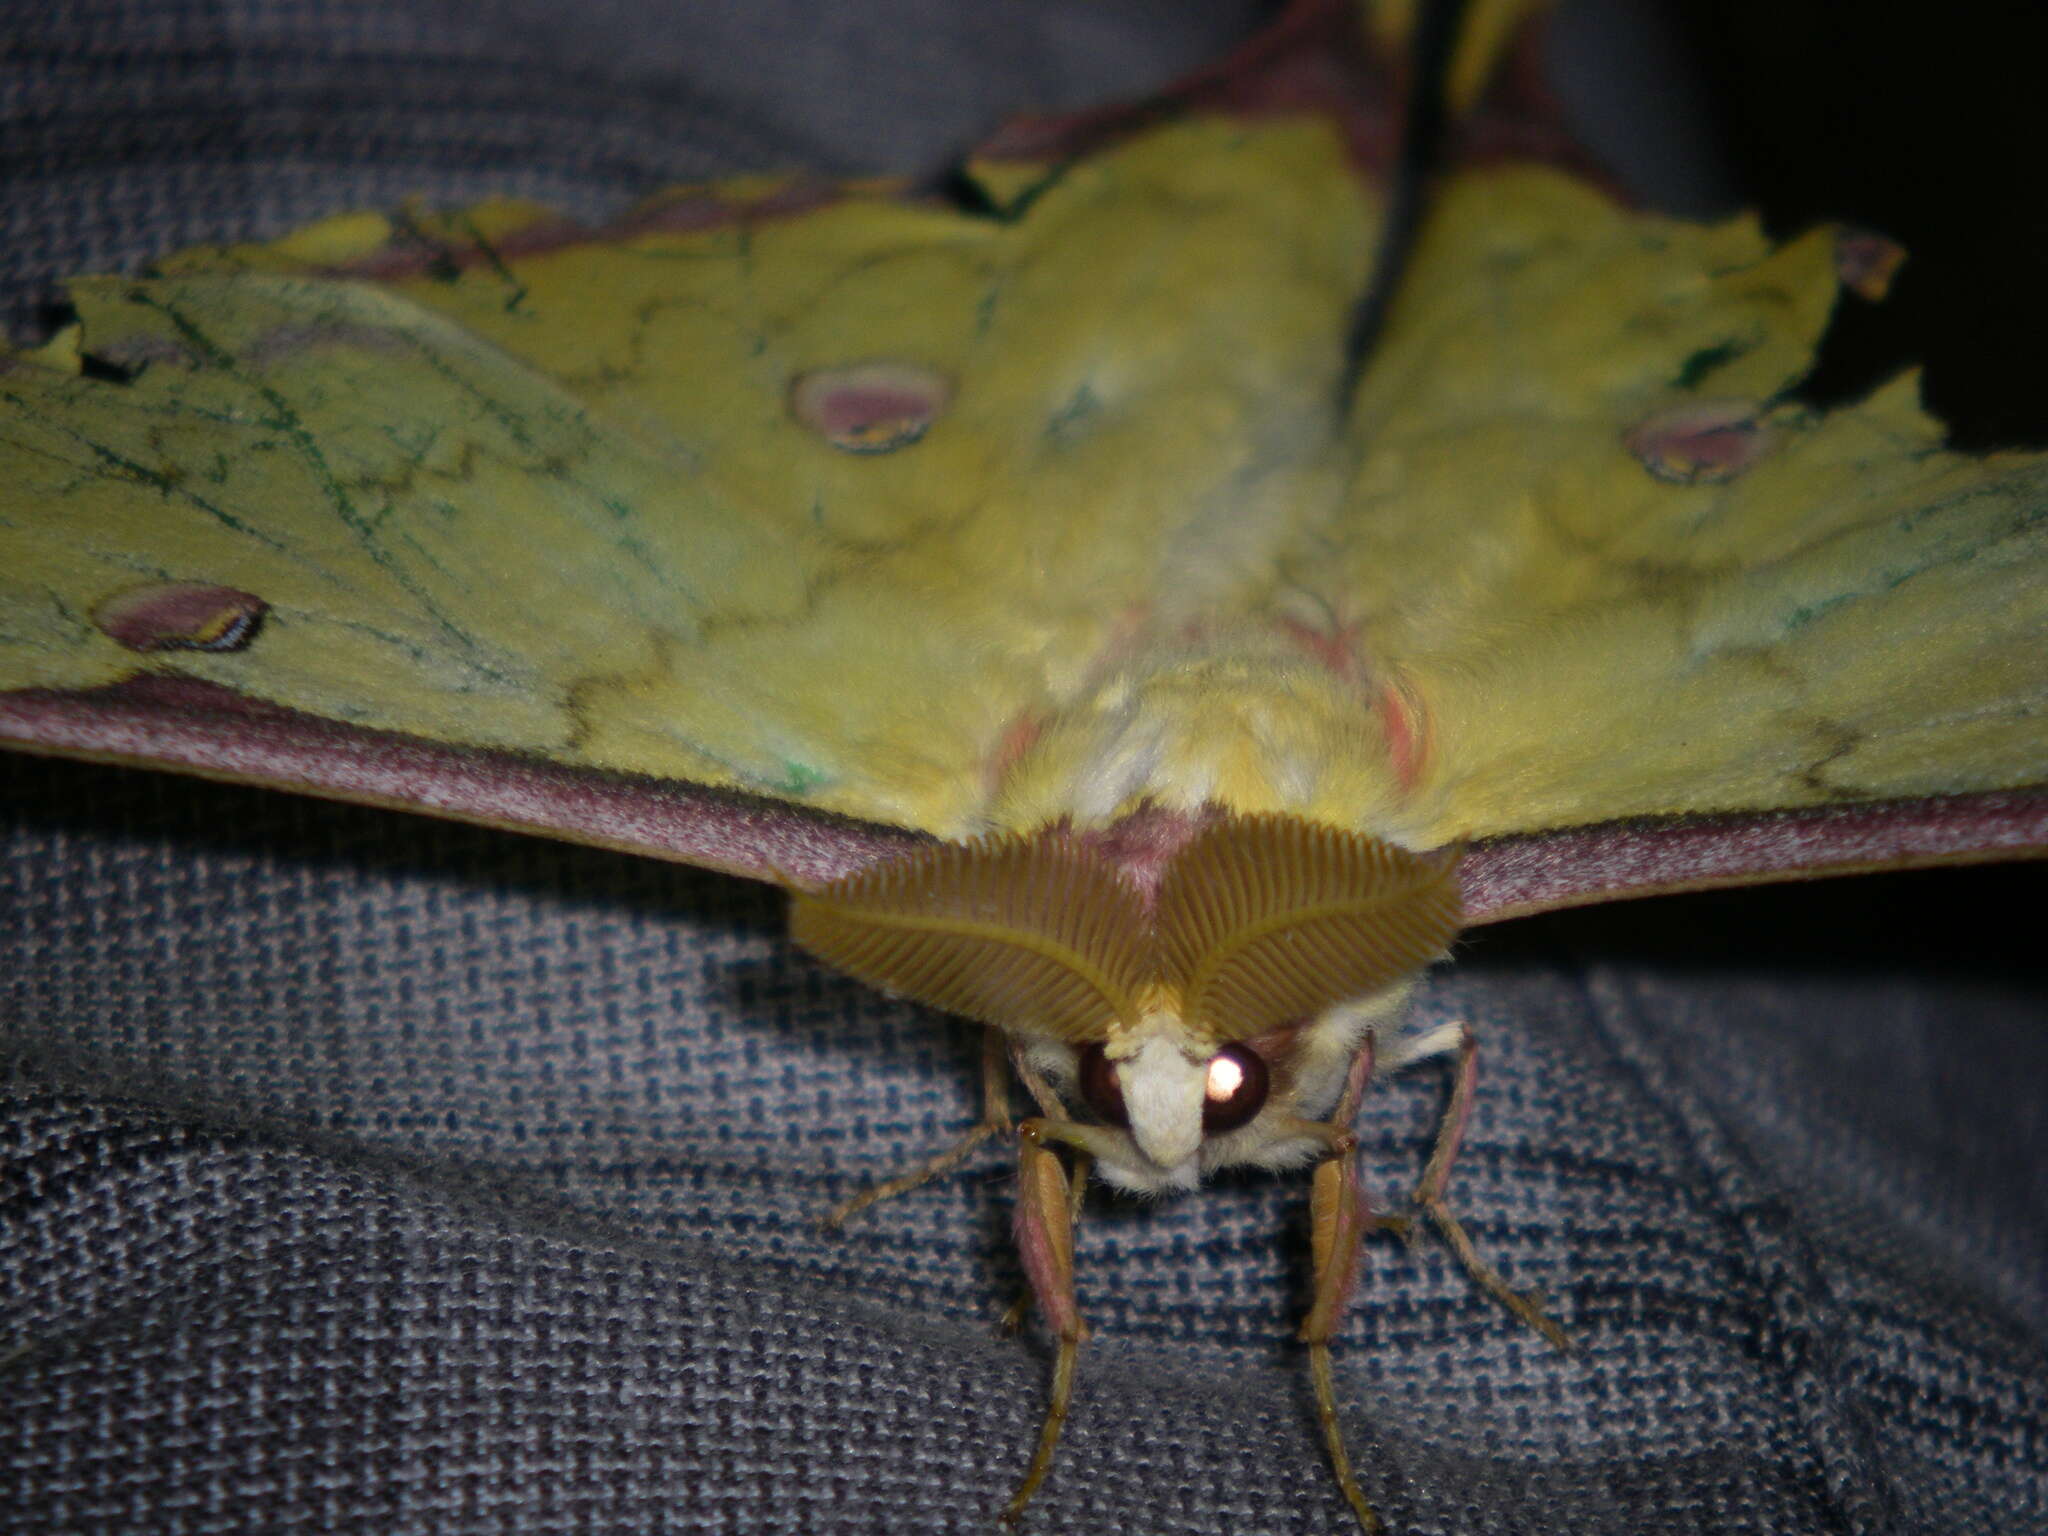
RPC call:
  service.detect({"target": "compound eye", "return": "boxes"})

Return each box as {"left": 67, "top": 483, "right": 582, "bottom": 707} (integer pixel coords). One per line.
{"left": 1076, "top": 1042, "right": 1129, "bottom": 1127}
{"left": 1200, "top": 1044, "right": 1269, "bottom": 1136}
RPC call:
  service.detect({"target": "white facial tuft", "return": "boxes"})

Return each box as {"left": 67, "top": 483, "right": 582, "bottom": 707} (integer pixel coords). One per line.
{"left": 1118, "top": 1033, "right": 1208, "bottom": 1171}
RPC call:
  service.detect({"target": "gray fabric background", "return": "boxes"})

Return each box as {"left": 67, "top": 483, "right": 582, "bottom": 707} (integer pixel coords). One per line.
{"left": 2, "top": 3, "right": 2044, "bottom": 1533}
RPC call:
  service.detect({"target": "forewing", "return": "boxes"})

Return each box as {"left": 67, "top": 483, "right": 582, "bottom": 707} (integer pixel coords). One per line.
{"left": 0, "top": 116, "right": 1381, "bottom": 872}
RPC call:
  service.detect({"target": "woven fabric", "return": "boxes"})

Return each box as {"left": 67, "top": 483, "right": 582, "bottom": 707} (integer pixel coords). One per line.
{"left": 2, "top": 4, "right": 2045, "bottom": 1533}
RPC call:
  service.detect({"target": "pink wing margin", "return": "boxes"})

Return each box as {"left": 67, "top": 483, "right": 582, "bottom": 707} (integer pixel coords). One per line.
{"left": 0, "top": 679, "right": 926, "bottom": 887}
{"left": 1458, "top": 789, "right": 2048, "bottom": 924}
{"left": 6, "top": 677, "right": 2044, "bottom": 913}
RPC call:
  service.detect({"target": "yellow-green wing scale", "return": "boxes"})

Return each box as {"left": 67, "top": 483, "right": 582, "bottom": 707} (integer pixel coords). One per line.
{"left": 0, "top": 118, "right": 1378, "bottom": 843}
{"left": 1331, "top": 168, "right": 2048, "bottom": 847}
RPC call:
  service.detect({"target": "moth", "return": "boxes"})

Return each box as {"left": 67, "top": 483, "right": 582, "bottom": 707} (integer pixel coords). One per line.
{"left": 2, "top": 1, "right": 2045, "bottom": 1530}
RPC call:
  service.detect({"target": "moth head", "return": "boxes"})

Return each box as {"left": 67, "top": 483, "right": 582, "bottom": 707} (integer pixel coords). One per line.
{"left": 1076, "top": 1036, "right": 1270, "bottom": 1140}
{"left": 789, "top": 812, "right": 1461, "bottom": 1190}
{"left": 1075, "top": 1033, "right": 1270, "bottom": 1170}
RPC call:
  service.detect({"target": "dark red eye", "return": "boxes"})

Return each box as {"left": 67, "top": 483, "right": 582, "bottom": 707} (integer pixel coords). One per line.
{"left": 1077, "top": 1042, "right": 1129, "bottom": 1126}
{"left": 1200, "top": 1044, "right": 1269, "bottom": 1136}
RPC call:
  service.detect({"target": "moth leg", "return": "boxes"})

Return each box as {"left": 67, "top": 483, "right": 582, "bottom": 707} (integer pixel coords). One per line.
{"left": 1299, "top": 1040, "right": 1390, "bottom": 1535}
{"left": 1000, "top": 1117, "right": 1091, "bottom": 1525}
{"left": 1411, "top": 1025, "right": 1572, "bottom": 1352}
{"left": 1000, "top": 1047, "right": 1092, "bottom": 1333}
{"left": 1012, "top": 1048, "right": 1092, "bottom": 1224}
{"left": 819, "top": 1024, "right": 1013, "bottom": 1231}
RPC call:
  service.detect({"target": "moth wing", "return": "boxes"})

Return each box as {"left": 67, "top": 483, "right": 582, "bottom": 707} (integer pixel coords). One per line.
{"left": 1297, "top": 163, "right": 2048, "bottom": 899}
{"left": 0, "top": 117, "right": 1381, "bottom": 874}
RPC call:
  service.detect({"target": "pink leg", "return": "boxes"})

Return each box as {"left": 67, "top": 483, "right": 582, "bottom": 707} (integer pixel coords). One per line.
{"left": 999, "top": 1119, "right": 1089, "bottom": 1524}
{"left": 998, "top": 1049, "right": 1091, "bottom": 1335}
{"left": 1297, "top": 1039, "right": 1392, "bottom": 1534}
